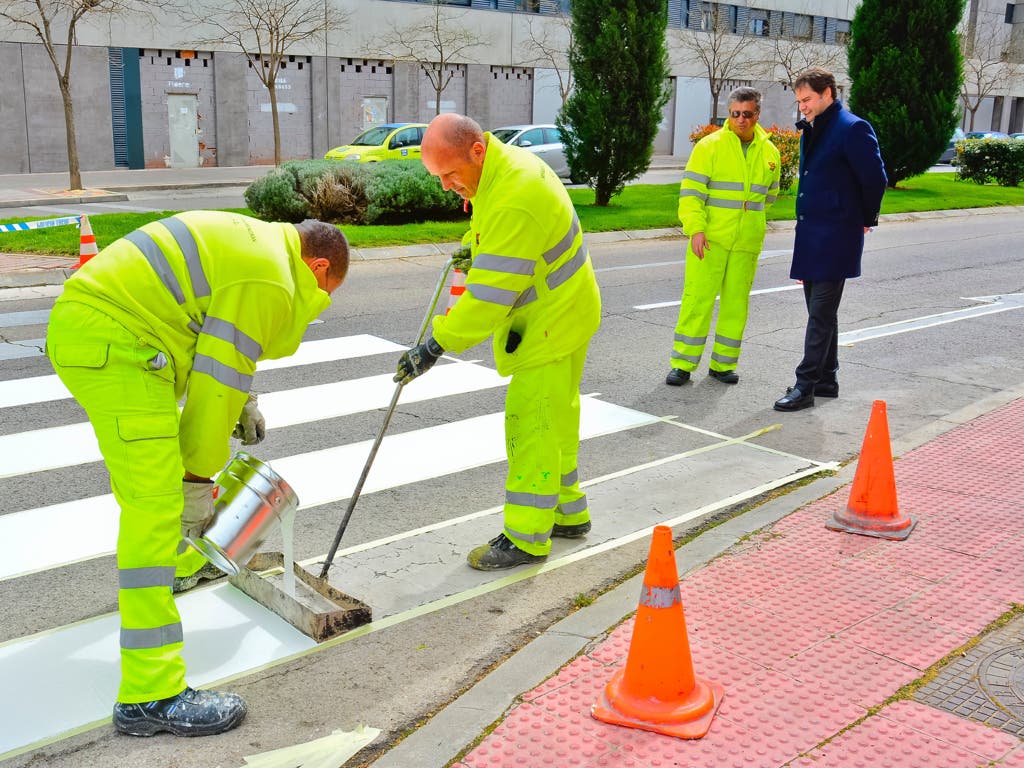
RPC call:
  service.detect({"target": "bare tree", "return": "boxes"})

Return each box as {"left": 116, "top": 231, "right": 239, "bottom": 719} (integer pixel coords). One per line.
{"left": 520, "top": 8, "right": 574, "bottom": 107}
{"left": 672, "top": 5, "right": 755, "bottom": 122}
{"left": 0, "top": 0, "right": 147, "bottom": 190}
{"left": 765, "top": 37, "right": 847, "bottom": 92}
{"left": 959, "top": 16, "right": 1014, "bottom": 130}
{"left": 372, "top": 0, "right": 491, "bottom": 116}
{"left": 182, "top": 0, "right": 344, "bottom": 165}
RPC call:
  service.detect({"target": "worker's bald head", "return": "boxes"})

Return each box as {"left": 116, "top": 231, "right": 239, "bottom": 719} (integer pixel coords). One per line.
{"left": 421, "top": 114, "right": 487, "bottom": 200}
{"left": 296, "top": 219, "right": 348, "bottom": 295}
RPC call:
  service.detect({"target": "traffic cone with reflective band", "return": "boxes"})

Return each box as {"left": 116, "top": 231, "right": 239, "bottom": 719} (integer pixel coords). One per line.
{"left": 446, "top": 269, "right": 466, "bottom": 314}
{"left": 826, "top": 399, "right": 917, "bottom": 540}
{"left": 591, "top": 525, "right": 724, "bottom": 738}
{"left": 76, "top": 215, "right": 98, "bottom": 267}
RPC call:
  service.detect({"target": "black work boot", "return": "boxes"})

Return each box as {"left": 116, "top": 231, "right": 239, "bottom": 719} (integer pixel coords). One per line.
{"left": 113, "top": 687, "right": 247, "bottom": 737}
{"left": 665, "top": 368, "right": 691, "bottom": 386}
{"left": 552, "top": 520, "right": 592, "bottom": 538}
{"left": 467, "top": 533, "right": 546, "bottom": 571}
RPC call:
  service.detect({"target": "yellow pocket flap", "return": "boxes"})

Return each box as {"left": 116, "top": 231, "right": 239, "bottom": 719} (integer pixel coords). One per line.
{"left": 117, "top": 413, "right": 179, "bottom": 442}
{"left": 52, "top": 343, "right": 109, "bottom": 369}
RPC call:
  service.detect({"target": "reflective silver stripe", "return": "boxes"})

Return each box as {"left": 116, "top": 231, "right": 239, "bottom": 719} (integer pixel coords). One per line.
{"left": 745, "top": 201, "right": 765, "bottom": 211}
{"left": 766, "top": 195, "right": 778, "bottom": 205}
{"left": 466, "top": 282, "right": 519, "bottom": 307}
{"left": 749, "top": 183, "right": 769, "bottom": 194}
{"left": 125, "top": 230, "right": 186, "bottom": 304}
{"left": 715, "top": 333, "right": 741, "bottom": 348}
{"left": 192, "top": 353, "right": 252, "bottom": 393}
{"left": 707, "top": 180, "right": 745, "bottom": 191}
{"left": 160, "top": 216, "right": 209, "bottom": 298}
{"left": 711, "top": 351, "right": 739, "bottom": 364}
{"left": 472, "top": 253, "right": 535, "bottom": 276}
{"left": 561, "top": 469, "right": 578, "bottom": 486}
{"left": 559, "top": 497, "right": 588, "bottom": 514}
{"left": 121, "top": 622, "right": 184, "bottom": 650}
{"left": 506, "top": 490, "right": 559, "bottom": 509}
{"left": 707, "top": 198, "right": 765, "bottom": 211}
{"left": 671, "top": 350, "right": 701, "bottom": 363}
{"left": 546, "top": 249, "right": 587, "bottom": 291}
{"left": 506, "top": 525, "right": 551, "bottom": 545}
{"left": 188, "top": 320, "right": 202, "bottom": 334}
{"left": 541, "top": 212, "right": 581, "bottom": 265}
{"left": 119, "top": 566, "right": 176, "bottom": 590}
{"left": 639, "top": 584, "right": 681, "bottom": 609}
{"left": 202, "top": 316, "right": 262, "bottom": 364}
{"left": 674, "top": 332, "right": 706, "bottom": 345}
{"left": 512, "top": 286, "right": 537, "bottom": 309}
{"left": 682, "top": 170, "right": 710, "bottom": 184}
{"left": 679, "top": 188, "right": 708, "bottom": 201}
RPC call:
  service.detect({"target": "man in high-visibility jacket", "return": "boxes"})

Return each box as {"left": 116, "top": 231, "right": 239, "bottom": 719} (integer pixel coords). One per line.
{"left": 395, "top": 113, "right": 601, "bottom": 570}
{"left": 667, "top": 86, "right": 781, "bottom": 387}
{"left": 46, "top": 212, "right": 348, "bottom": 737}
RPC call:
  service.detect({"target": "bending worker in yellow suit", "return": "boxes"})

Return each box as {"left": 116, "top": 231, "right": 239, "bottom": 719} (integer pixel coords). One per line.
{"left": 396, "top": 113, "right": 602, "bottom": 570}
{"left": 46, "top": 212, "right": 348, "bottom": 737}
{"left": 667, "top": 86, "right": 781, "bottom": 387}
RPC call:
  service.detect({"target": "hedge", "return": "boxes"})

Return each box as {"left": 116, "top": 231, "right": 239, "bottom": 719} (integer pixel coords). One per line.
{"left": 687, "top": 124, "right": 800, "bottom": 191}
{"left": 244, "top": 159, "right": 464, "bottom": 224}
{"left": 955, "top": 139, "right": 1024, "bottom": 187}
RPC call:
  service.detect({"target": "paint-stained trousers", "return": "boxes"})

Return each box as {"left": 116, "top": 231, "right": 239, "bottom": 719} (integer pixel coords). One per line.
{"left": 670, "top": 239, "right": 759, "bottom": 373}
{"left": 47, "top": 300, "right": 205, "bottom": 704}
{"left": 502, "top": 343, "right": 590, "bottom": 556}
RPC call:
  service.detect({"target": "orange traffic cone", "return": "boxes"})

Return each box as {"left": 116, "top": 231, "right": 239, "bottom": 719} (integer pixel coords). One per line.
{"left": 445, "top": 268, "right": 466, "bottom": 314}
{"left": 826, "top": 399, "right": 917, "bottom": 540}
{"left": 591, "top": 525, "right": 724, "bottom": 738}
{"left": 76, "top": 215, "right": 98, "bottom": 267}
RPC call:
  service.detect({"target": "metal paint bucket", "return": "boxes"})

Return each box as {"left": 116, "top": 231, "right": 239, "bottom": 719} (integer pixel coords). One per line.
{"left": 187, "top": 452, "right": 299, "bottom": 576}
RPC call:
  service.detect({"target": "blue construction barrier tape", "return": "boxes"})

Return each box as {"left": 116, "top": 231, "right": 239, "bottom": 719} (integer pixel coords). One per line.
{"left": 0, "top": 216, "right": 81, "bottom": 233}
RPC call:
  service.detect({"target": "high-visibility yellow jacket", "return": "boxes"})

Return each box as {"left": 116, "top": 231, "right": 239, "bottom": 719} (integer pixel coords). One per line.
{"left": 678, "top": 122, "right": 781, "bottom": 252}
{"left": 430, "top": 134, "right": 601, "bottom": 376}
{"left": 58, "top": 211, "right": 330, "bottom": 477}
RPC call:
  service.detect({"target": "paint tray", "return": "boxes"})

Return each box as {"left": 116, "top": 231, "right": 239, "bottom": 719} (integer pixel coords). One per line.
{"left": 230, "top": 552, "right": 372, "bottom": 642}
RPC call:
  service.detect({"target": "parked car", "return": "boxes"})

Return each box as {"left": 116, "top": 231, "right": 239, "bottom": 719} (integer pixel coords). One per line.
{"left": 964, "top": 130, "right": 1010, "bottom": 140}
{"left": 1011, "top": 133, "right": 1024, "bottom": 140}
{"left": 490, "top": 124, "right": 580, "bottom": 183}
{"left": 324, "top": 123, "right": 428, "bottom": 162}
{"left": 938, "top": 127, "right": 966, "bottom": 164}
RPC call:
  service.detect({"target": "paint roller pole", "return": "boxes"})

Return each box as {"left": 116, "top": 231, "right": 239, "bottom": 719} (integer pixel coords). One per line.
{"left": 319, "top": 258, "right": 456, "bottom": 579}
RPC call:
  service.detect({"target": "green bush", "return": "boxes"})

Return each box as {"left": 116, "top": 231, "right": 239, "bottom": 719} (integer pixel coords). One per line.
{"left": 956, "top": 139, "right": 1024, "bottom": 186}
{"left": 244, "top": 160, "right": 463, "bottom": 224}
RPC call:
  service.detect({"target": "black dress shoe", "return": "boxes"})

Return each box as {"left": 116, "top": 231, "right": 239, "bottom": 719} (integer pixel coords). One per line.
{"left": 816, "top": 382, "right": 839, "bottom": 398}
{"left": 665, "top": 368, "right": 691, "bottom": 386}
{"left": 708, "top": 368, "right": 739, "bottom": 384}
{"left": 774, "top": 386, "right": 814, "bottom": 412}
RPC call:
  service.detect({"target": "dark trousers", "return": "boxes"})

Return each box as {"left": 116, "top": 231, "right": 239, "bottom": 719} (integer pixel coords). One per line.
{"left": 795, "top": 279, "right": 845, "bottom": 392}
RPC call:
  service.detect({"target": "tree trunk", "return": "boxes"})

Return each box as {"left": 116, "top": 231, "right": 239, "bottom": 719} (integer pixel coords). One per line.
{"left": 269, "top": 83, "right": 282, "bottom": 166}
{"left": 435, "top": 86, "right": 442, "bottom": 116}
{"left": 59, "top": 80, "right": 83, "bottom": 190}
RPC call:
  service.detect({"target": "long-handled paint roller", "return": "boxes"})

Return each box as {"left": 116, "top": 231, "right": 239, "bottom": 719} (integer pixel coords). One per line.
{"left": 226, "top": 259, "right": 456, "bottom": 641}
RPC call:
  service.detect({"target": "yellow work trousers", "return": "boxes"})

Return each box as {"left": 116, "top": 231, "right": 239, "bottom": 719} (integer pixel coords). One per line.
{"left": 47, "top": 300, "right": 201, "bottom": 704}
{"left": 671, "top": 240, "right": 759, "bottom": 373}
{"left": 502, "top": 343, "right": 590, "bottom": 556}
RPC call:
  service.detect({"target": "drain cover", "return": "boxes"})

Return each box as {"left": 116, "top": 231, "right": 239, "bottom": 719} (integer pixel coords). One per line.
{"left": 913, "top": 615, "right": 1024, "bottom": 738}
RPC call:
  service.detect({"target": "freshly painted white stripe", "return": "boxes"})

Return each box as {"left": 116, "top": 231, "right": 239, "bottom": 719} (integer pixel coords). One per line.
{"left": 0, "top": 338, "right": 44, "bottom": 361}
{"left": 0, "top": 360, "right": 507, "bottom": 479}
{"left": 0, "top": 310, "right": 50, "bottom": 328}
{"left": 633, "top": 282, "right": 802, "bottom": 311}
{"left": 0, "top": 285, "right": 63, "bottom": 302}
{"left": 840, "top": 293, "right": 1024, "bottom": 345}
{"left": 0, "top": 397, "right": 657, "bottom": 580}
{"left": 0, "top": 334, "right": 406, "bottom": 408}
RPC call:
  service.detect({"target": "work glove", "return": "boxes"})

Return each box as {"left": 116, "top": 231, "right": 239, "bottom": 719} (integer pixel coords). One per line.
{"left": 232, "top": 392, "right": 266, "bottom": 445}
{"left": 181, "top": 480, "right": 217, "bottom": 540}
{"left": 394, "top": 337, "right": 444, "bottom": 385}
{"left": 451, "top": 245, "right": 473, "bottom": 273}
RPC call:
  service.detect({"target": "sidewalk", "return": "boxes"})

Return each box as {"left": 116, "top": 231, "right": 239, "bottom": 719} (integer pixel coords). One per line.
{"left": 373, "top": 390, "right": 1024, "bottom": 768}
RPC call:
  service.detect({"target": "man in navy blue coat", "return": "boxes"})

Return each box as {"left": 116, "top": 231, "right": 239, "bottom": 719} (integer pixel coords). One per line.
{"left": 774, "top": 67, "right": 888, "bottom": 412}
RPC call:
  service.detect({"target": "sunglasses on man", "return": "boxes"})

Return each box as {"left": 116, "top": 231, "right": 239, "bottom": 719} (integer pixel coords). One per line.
{"left": 730, "top": 110, "right": 758, "bottom": 119}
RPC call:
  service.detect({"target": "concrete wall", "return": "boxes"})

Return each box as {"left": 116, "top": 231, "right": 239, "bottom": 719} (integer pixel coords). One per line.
{"left": 246, "top": 56, "right": 313, "bottom": 164}
{"left": 468, "top": 64, "right": 533, "bottom": 129}
{"left": 0, "top": 44, "right": 30, "bottom": 173}
{"left": 416, "top": 63, "right": 468, "bottom": 120}
{"left": 214, "top": 53, "right": 250, "bottom": 167}
{"left": 336, "top": 58, "right": 396, "bottom": 146}
{"left": 532, "top": 68, "right": 566, "bottom": 123}
{"left": 139, "top": 49, "right": 217, "bottom": 168}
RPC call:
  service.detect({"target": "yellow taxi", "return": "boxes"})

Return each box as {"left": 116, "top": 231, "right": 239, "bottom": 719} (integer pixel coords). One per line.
{"left": 324, "top": 123, "right": 428, "bottom": 162}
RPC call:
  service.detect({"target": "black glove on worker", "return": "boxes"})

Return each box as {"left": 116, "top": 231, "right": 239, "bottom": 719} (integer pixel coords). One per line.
{"left": 394, "top": 337, "right": 444, "bottom": 385}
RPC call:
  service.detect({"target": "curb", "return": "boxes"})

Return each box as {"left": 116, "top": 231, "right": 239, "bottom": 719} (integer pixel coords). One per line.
{"left": 0, "top": 193, "right": 129, "bottom": 208}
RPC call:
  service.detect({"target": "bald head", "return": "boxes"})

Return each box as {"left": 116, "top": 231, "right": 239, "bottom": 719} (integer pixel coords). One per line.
{"left": 420, "top": 113, "right": 487, "bottom": 200}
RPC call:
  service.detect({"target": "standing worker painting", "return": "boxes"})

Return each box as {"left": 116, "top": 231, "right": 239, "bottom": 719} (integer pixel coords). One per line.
{"left": 773, "top": 67, "right": 887, "bottom": 411}
{"left": 46, "top": 212, "right": 348, "bottom": 737}
{"left": 666, "top": 86, "right": 781, "bottom": 387}
{"left": 395, "top": 114, "right": 602, "bottom": 570}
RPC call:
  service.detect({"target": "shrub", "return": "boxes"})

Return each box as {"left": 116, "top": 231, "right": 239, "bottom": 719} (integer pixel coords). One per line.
{"left": 363, "top": 161, "right": 463, "bottom": 224}
{"left": 689, "top": 124, "right": 720, "bottom": 144}
{"left": 956, "top": 139, "right": 1024, "bottom": 186}
{"left": 244, "top": 168, "right": 309, "bottom": 222}
{"left": 686, "top": 123, "right": 800, "bottom": 192}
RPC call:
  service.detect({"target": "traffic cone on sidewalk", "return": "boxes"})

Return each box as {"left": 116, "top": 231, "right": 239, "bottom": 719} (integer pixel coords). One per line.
{"left": 591, "top": 525, "right": 724, "bottom": 739}
{"left": 826, "top": 399, "right": 917, "bottom": 540}
{"left": 76, "top": 215, "right": 98, "bottom": 267}
{"left": 445, "top": 268, "right": 466, "bottom": 314}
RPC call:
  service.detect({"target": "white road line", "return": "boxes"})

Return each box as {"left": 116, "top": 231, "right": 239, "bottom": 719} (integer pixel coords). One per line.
{"left": 633, "top": 282, "right": 802, "bottom": 311}
{"left": 0, "top": 309, "right": 50, "bottom": 328}
{"left": 0, "top": 285, "right": 63, "bottom": 303}
{"left": 839, "top": 293, "right": 1024, "bottom": 345}
{"left": 0, "top": 360, "right": 506, "bottom": 479}
{"left": 0, "top": 397, "right": 657, "bottom": 580}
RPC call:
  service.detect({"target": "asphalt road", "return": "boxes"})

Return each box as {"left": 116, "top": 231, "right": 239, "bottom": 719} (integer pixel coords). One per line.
{"left": 1, "top": 208, "right": 1022, "bottom": 766}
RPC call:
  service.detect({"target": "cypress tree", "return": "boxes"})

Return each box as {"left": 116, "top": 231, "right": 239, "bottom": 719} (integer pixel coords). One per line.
{"left": 847, "top": 0, "right": 965, "bottom": 186}
{"left": 557, "top": 0, "right": 670, "bottom": 206}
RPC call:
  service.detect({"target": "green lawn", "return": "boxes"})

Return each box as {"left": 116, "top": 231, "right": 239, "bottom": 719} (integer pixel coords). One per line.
{"left": 3, "top": 173, "right": 1022, "bottom": 257}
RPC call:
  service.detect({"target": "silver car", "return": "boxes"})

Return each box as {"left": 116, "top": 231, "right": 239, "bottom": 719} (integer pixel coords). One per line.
{"left": 490, "top": 124, "right": 579, "bottom": 182}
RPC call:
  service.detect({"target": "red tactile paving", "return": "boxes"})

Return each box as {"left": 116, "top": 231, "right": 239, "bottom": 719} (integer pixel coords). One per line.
{"left": 839, "top": 607, "right": 973, "bottom": 670}
{"left": 997, "top": 746, "right": 1024, "bottom": 767}
{"left": 880, "top": 700, "right": 1021, "bottom": 760}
